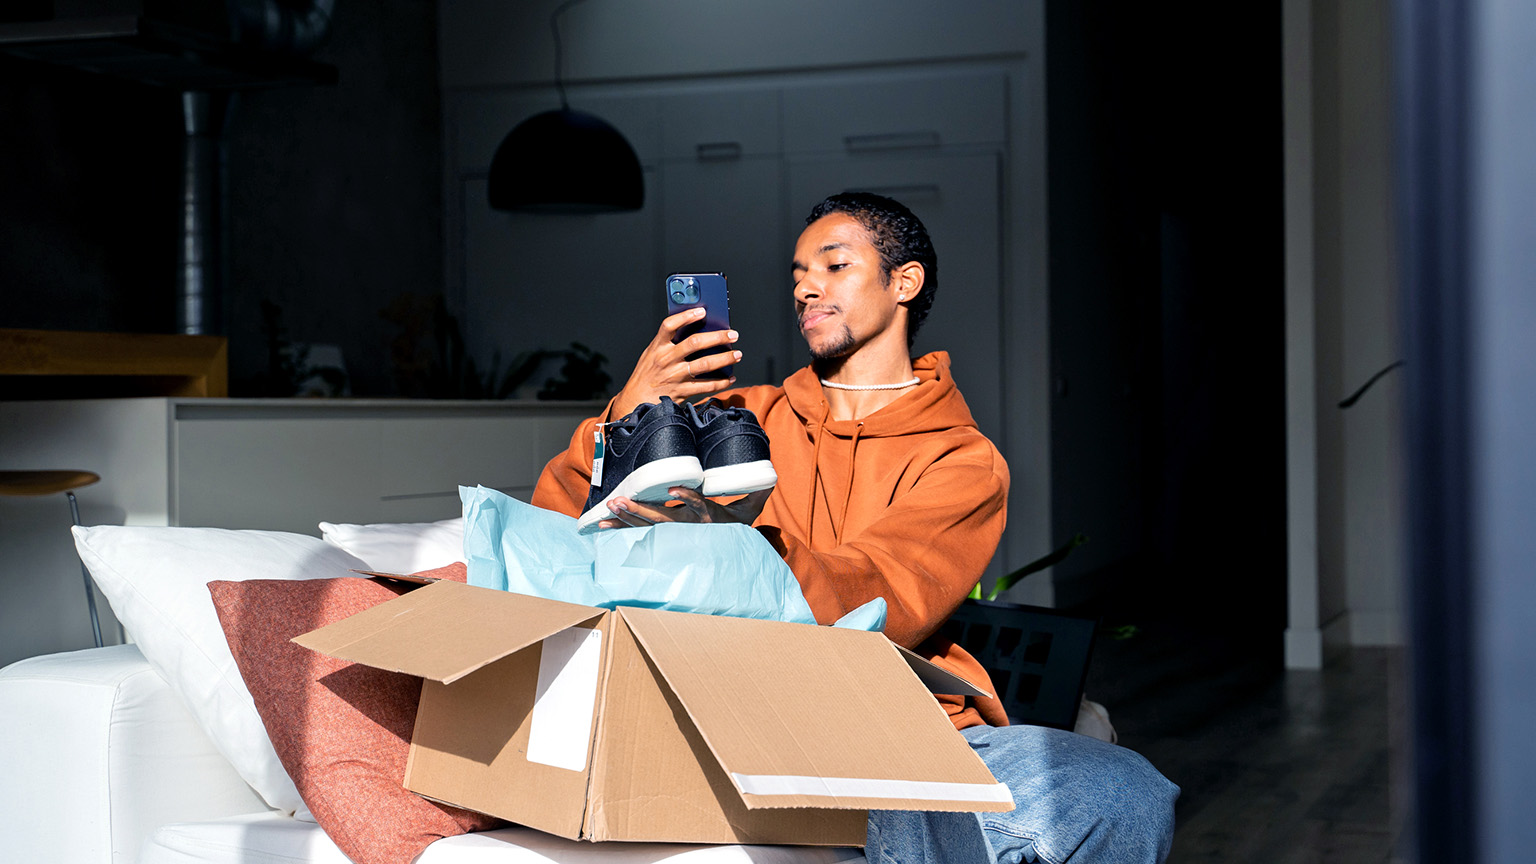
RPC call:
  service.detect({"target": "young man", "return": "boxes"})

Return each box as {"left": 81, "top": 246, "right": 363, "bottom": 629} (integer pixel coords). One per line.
{"left": 533, "top": 193, "right": 1177, "bottom": 863}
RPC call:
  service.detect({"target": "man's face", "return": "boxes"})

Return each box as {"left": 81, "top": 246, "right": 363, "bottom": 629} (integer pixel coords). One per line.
{"left": 791, "top": 213, "right": 904, "bottom": 361}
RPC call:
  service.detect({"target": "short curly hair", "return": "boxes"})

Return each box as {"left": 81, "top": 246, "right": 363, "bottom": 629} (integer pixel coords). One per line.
{"left": 806, "top": 191, "right": 938, "bottom": 348}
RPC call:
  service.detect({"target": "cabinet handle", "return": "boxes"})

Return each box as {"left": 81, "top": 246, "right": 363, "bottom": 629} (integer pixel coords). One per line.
{"left": 846, "top": 183, "right": 941, "bottom": 202}
{"left": 695, "top": 141, "right": 743, "bottom": 161}
{"left": 843, "top": 130, "right": 942, "bottom": 152}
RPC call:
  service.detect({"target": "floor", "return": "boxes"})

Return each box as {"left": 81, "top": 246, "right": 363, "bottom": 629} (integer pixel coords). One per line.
{"left": 1084, "top": 623, "right": 1407, "bottom": 863}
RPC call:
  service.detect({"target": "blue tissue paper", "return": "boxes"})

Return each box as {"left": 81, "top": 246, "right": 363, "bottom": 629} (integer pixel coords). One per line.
{"left": 460, "top": 485, "right": 885, "bottom": 632}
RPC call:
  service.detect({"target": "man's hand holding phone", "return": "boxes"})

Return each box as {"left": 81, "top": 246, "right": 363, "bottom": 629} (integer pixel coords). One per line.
{"left": 610, "top": 307, "right": 740, "bottom": 419}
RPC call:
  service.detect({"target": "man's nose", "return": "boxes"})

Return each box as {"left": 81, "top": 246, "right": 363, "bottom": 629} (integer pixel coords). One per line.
{"left": 794, "top": 275, "right": 823, "bottom": 302}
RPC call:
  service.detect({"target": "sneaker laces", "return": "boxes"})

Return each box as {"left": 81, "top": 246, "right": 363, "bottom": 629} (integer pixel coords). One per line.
{"left": 603, "top": 397, "right": 671, "bottom": 447}
{"left": 688, "top": 398, "right": 724, "bottom": 425}
{"left": 691, "top": 398, "right": 753, "bottom": 426}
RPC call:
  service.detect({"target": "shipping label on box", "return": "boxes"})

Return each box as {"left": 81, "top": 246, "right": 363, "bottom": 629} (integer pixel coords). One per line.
{"left": 294, "top": 579, "right": 1011, "bottom": 846}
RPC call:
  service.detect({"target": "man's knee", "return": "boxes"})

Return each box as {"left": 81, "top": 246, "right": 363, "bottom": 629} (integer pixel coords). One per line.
{"left": 966, "top": 724, "right": 1177, "bottom": 863}
{"left": 1103, "top": 745, "right": 1178, "bottom": 861}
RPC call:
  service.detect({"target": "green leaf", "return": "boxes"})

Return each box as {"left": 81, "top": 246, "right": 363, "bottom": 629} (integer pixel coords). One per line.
{"left": 984, "top": 533, "right": 1088, "bottom": 602}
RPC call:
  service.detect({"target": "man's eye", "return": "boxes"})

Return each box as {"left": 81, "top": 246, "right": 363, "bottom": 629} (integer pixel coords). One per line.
{"left": 828, "top": 263, "right": 849, "bottom": 272}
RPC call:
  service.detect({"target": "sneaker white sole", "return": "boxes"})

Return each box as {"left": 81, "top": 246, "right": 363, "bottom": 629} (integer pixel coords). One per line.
{"left": 700, "top": 459, "right": 778, "bottom": 498}
{"left": 576, "top": 455, "right": 705, "bottom": 534}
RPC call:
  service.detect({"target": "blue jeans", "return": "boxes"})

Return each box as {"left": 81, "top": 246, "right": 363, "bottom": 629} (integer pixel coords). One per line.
{"left": 865, "top": 725, "right": 1178, "bottom": 864}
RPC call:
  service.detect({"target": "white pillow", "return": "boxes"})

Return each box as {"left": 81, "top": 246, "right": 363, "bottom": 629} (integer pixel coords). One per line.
{"left": 71, "top": 525, "right": 369, "bottom": 814}
{"left": 318, "top": 517, "right": 465, "bottom": 574}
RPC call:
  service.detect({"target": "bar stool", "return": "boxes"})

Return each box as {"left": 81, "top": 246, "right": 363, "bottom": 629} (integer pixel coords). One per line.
{"left": 0, "top": 470, "right": 105, "bottom": 648}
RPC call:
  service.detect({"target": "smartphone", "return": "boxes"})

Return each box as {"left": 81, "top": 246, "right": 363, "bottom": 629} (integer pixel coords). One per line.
{"left": 665, "top": 272, "right": 733, "bottom": 380}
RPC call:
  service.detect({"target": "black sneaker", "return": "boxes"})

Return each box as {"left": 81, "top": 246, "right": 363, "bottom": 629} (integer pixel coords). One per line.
{"left": 688, "top": 399, "right": 778, "bottom": 497}
{"left": 577, "top": 396, "right": 704, "bottom": 533}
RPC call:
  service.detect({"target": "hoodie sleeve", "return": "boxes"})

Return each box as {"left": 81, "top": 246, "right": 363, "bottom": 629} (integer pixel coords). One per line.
{"left": 756, "top": 444, "right": 1009, "bottom": 650}
{"left": 530, "top": 400, "right": 619, "bottom": 516}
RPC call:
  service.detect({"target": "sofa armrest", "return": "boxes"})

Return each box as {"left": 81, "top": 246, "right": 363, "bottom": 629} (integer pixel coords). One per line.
{"left": 0, "top": 645, "right": 271, "bottom": 864}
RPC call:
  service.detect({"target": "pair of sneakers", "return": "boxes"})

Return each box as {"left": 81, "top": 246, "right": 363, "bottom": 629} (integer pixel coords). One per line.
{"left": 576, "top": 396, "right": 778, "bottom": 533}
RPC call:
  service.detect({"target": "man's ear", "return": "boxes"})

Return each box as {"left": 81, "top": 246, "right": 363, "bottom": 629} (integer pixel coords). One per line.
{"left": 890, "top": 261, "right": 925, "bottom": 304}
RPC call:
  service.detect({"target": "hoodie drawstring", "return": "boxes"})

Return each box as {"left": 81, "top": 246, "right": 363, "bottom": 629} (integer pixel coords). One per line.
{"left": 807, "top": 405, "right": 864, "bottom": 547}
{"left": 832, "top": 422, "right": 864, "bottom": 545}
{"left": 805, "top": 401, "right": 830, "bottom": 548}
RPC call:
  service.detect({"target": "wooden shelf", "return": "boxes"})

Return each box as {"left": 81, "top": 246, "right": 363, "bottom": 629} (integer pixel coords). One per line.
{"left": 0, "top": 328, "right": 227, "bottom": 399}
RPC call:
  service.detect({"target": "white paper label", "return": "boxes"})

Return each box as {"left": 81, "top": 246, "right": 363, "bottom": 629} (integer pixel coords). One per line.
{"left": 591, "top": 429, "right": 605, "bottom": 487}
{"left": 527, "top": 626, "right": 603, "bottom": 772}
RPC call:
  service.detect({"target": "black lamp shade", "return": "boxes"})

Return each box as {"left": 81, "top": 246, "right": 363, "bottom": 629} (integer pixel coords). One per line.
{"left": 487, "top": 109, "right": 644, "bottom": 213}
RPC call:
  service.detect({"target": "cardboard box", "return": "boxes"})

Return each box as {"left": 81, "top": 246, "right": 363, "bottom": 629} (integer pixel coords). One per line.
{"left": 294, "top": 579, "right": 1012, "bottom": 846}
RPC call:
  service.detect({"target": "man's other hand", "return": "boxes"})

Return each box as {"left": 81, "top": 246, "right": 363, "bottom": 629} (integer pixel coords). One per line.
{"left": 595, "top": 487, "right": 771, "bottom": 530}
{"left": 612, "top": 308, "right": 740, "bottom": 417}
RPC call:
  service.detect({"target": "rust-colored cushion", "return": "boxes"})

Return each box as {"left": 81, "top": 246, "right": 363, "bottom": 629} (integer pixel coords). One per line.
{"left": 209, "top": 564, "right": 502, "bottom": 864}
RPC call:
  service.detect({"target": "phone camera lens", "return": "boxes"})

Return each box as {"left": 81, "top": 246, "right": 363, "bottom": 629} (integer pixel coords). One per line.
{"left": 669, "top": 276, "right": 699, "bottom": 305}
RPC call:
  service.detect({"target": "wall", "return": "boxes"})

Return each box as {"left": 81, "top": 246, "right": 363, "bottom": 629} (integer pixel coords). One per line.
{"left": 0, "top": 0, "right": 443, "bottom": 398}
{"left": 1283, "top": 0, "right": 1404, "bottom": 668}
{"left": 1334, "top": 0, "right": 1403, "bottom": 647}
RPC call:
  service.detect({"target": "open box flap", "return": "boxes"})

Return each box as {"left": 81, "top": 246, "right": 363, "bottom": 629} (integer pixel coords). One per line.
{"left": 351, "top": 569, "right": 442, "bottom": 585}
{"left": 293, "top": 579, "right": 603, "bottom": 683}
{"left": 893, "top": 644, "right": 993, "bottom": 700}
{"left": 618, "top": 607, "right": 1012, "bottom": 813}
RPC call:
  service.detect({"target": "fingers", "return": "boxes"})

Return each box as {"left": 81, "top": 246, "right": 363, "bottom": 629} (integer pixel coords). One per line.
{"left": 605, "top": 497, "right": 694, "bottom": 526}
{"left": 688, "top": 349, "right": 742, "bottom": 379}
{"left": 667, "top": 487, "right": 711, "bottom": 511}
{"left": 604, "top": 499, "right": 654, "bottom": 527}
{"left": 669, "top": 486, "right": 770, "bottom": 526}
{"left": 656, "top": 309, "right": 739, "bottom": 370}
{"left": 597, "top": 486, "right": 771, "bottom": 531}
{"left": 723, "top": 488, "right": 772, "bottom": 525}
{"left": 617, "top": 314, "right": 740, "bottom": 415}
{"left": 660, "top": 305, "right": 705, "bottom": 332}
{"left": 673, "top": 328, "right": 739, "bottom": 358}
{"left": 655, "top": 307, "right": 711, "bottom": 347}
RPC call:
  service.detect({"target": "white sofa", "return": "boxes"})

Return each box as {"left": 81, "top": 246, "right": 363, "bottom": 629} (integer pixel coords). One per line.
{"left": 0, "top": 520, "right": 867, "bottom": 864}
{"left": 0, "top": 644, "right": 864, "bottom": 864}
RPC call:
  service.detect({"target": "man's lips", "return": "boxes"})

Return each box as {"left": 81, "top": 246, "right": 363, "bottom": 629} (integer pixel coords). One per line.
{"left": 799, "top": 308, "right": 836, "bottom": 330}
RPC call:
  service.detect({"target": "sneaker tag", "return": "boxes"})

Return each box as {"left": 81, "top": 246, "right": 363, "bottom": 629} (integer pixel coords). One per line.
{"left": 591, "top": 428, "right": 605, "bottom": 488}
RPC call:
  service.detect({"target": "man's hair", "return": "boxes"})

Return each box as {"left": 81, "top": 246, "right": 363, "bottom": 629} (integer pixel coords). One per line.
{"left": 806, "top": 192, "right": 938, "bottom": 348}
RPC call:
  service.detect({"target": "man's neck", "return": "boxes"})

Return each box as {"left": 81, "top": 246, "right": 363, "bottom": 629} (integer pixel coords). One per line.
{"left": 814, "top": 344, "right": 918, "bottom": 422}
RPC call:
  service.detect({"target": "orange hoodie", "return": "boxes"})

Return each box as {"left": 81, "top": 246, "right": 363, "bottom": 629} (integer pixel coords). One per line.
{"left": 531, "top": 351, "right": 1011, "bottom": 729}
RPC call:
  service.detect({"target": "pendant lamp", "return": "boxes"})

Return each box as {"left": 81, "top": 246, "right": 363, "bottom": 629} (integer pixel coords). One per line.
{"left": 486, "top": 0, "right": 643, "bottom": 213}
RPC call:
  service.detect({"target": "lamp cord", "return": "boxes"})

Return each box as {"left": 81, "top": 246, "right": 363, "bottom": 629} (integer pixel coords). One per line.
{"left": 550, "top": 0, "right": 591, "bottom": 111}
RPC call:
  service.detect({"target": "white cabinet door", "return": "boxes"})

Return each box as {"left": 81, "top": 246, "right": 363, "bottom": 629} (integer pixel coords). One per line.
{"left": 175, "top": 415, "right": 385, "bottom": 530}
{"left": 171, "top": 403, "right": 597, "bottom": 533}
{"left": 787, "top": 153, "right": 1006, "bottom": 447}
{"left": 659, "top": 88, "right": 780, "bottom": 161}
{"left": 661, "top": 156, "right": 790, "bottom": 386}
{"left": 460, "top": 178, "right": 661, "bottom": 392}
{"left": 781, "top": 71, "right": 1008, "bottom": 155}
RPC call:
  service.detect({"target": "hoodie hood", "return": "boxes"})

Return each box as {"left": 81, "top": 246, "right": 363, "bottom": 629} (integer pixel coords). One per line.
{"left": 781, "top": 352, "right": 979, "bottom": 438}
